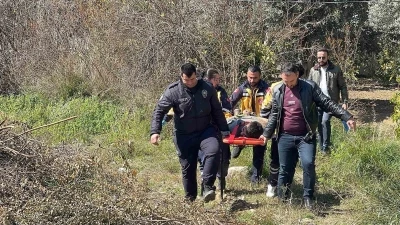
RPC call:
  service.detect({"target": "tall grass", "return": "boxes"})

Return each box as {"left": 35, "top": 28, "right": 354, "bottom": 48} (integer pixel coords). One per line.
{"left": 318, "top": 120, "right": 400, "bottom": 224}
{"left": 0, "top": 93, "right": 237, "bottom": 224}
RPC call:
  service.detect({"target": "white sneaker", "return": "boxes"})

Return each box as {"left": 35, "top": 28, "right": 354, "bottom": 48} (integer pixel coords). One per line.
{"left": 266, "top": 184, "right": 276, "bottom": 197}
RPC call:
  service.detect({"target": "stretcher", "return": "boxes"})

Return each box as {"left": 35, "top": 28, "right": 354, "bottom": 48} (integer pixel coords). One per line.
{"left": 222, "top": 137, "right": 264, "bottom": 146}
{"left": 222, "top": 122, "right": 264, "bottom": 146}
{"left": 219, "top": 121, "right": 264, "bottom": 201}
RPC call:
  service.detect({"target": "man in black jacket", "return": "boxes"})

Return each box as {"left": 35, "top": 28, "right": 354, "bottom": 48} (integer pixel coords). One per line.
{"left": 259, "top": 62, "right": 356, "bottom": 209}
{"left": 150, "top": 63, "right": 229, "bottom": 202}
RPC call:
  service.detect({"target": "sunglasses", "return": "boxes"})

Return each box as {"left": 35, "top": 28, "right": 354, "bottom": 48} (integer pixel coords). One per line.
{"left": 318, "top": 57, "right": 326, "bottom": 60}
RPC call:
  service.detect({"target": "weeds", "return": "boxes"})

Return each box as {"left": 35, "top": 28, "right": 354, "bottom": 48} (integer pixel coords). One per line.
{"left": 318, "top": 121, "right": 400, "bottom": 224}
{"left": 1, "top": 94, "right": 400, "bottom": 224}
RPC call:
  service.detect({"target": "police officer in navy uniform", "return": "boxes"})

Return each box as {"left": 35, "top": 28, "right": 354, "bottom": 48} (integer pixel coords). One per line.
{"left": 150, "top": 63, "right": 229, "bottom": 202}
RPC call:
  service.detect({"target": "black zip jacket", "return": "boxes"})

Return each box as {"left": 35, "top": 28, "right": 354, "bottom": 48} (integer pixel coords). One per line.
{"left": 263, "top": 79, "right": 353, "bottom": 138}
{"left": 151, "top": 79, "right": 229, "bottom": 135}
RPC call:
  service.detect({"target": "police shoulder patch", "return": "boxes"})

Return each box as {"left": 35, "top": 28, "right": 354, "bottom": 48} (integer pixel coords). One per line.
{"left": 202, "top": 89, "right": 208, "bottom": 98}
{"left": 167, "top": 81, "right": 179, "bottom": 89}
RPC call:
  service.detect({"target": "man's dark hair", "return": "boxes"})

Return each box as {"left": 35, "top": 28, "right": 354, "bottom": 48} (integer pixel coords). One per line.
{"left": 247, "top": 65, "right": 261, "bottom": 74}
{"left": 206, "top": 68, "right": 219, "bottom": 80}
{"left": 295, "top": 62, "right": 305, "bottom": 77}
{"left": 317, "top": 47, "right": 329, "bottom": 55}
{"left": 245, "top": 121, "right": 264, "bottom": 138}
{"left": 181, "top": 63, "right": 197, "bottom": 77}
{"left": 280, "top": 62, "right": 298, "bottom": 74}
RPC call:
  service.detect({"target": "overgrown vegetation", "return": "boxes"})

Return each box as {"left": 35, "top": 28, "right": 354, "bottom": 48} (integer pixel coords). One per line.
{"left": 0, "top": 95, "right": 234, "bottom": 224}
{"left": 2, "top": 0, "right": 400, "bottom": 96}
{"left": 391, "top": 92, "right": 400, "bottom": 137}
{"left": 1, "top": 0, "right": 400, "bottom": 224}
{"left": 318, "top": 123, "right": 400, "bottom": 224}
{"left": 0, "top": 95, "right": 399, "bottom": 224}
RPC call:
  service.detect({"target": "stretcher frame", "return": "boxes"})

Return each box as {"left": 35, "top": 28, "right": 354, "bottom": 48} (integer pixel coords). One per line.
{"left": 222, "top": 137, "right": 264, "bottom": 146}
{"left": 219, "top": 125, "right": 264, "bottom": 201}
{"left": 222, "top": 123, "right": 264, "bottom": 146}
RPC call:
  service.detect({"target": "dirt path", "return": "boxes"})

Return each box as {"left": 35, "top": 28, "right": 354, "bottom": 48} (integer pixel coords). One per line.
{"left": 348, "top": 79, "right": 396, "bottom": 124}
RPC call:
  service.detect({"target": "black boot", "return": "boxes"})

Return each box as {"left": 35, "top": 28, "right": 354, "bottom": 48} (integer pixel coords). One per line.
{"left": 203, "top": 185, "right": 216, "bottom": 203}
{"left": 231, "top": 146, "right": 244, "bottom": 159}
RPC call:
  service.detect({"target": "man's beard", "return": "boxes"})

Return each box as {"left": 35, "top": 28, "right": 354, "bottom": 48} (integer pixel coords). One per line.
{"left": 249, "top": 82, "right": 257, "bottom": 87}
{"left": 319, "top": 61, "right": 328, "bottom": 67}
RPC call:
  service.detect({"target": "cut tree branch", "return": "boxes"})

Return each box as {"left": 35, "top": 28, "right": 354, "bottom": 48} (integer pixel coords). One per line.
{"left": 1, "top": 116, "right": 78, "bottom": 143}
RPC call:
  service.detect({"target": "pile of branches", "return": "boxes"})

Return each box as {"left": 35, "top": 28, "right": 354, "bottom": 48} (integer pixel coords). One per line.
{"left": 0, "top": 118, "right": 73, "bottom": 223}
{"left": 0, "top": 120, "right": 45, "bottom": 202}
{"left": 0, "top": 119, "right": 233, "bottom": 224}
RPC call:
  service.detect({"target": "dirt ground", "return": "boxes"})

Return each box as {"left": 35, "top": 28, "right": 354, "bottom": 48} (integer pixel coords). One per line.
{"left": 347, "top": 78, "right": 397, "bottom": 125}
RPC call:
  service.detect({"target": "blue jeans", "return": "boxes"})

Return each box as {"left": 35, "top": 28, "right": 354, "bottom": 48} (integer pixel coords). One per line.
{"left": 342, "top": 120, "right": 349, "bottom": 132}
{"left": 318, "top": 108, "right": 332, "bottom": 151}
{"left": 277, "top": 133, "right": 316, "bottom": 199}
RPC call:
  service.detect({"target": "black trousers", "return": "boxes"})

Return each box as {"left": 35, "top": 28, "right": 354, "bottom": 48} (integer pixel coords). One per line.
{"left": 173, "top": 126, "right": 220, "bottom": 199}
{"left": 268, "top": 136, "right": 280, "bottom": 186}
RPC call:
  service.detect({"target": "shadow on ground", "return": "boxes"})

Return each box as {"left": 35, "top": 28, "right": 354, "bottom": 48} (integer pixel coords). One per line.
{"left": 349, "top": 99, "right": 394, "bottom": 123}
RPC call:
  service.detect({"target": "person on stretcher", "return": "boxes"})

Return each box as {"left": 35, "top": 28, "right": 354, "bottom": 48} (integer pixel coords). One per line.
{"left": 206, "top": 115, "right": 265, "bottom": 191}
{"left": 225, "top": 110, "right": 267, "bottom": 148}
{"left": 226, "top": 116, "right": 265, "bottom": 140}
{"left": 164, "top": 110, "right": 265, "bottom": 192}
{"left": 220, "top": 114, "right": 266, "bottom": 183}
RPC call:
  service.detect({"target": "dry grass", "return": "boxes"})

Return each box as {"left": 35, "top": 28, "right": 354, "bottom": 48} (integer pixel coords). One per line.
{"left": 0, "top": 121, "right": 235, "bottom": 224}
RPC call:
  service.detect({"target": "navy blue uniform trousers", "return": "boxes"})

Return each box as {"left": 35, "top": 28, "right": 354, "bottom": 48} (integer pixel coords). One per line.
{"left": 173, "top": 126, "right": 220, "bottom": 200}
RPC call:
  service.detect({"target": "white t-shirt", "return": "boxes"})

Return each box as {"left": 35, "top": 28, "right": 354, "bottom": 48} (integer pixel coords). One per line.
{"left": 319, "top": 67, "right": 330, "bottom": 98}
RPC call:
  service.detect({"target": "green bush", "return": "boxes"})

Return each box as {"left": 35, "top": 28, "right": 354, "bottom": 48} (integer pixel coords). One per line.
{"left": 377, "top": 42, "right": 400, "bottom": 82}
{"left": 58, "top": 73, "right": 92, "bottom": 100}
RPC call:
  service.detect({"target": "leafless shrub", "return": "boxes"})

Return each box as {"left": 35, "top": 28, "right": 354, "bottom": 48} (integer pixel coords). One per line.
{"left": 326, "top": 24, "right": 361, "bottom": 80}
{"left": 2, "top": 0, "right": 330, "bottom": 100}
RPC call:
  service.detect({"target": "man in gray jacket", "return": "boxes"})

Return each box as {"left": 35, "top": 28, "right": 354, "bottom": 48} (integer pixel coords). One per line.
{"left": 150, "top": 63, "right": 229, "bottom": 202}
{"left": 308, "top": 48, "right": 349, "bottom": 154}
